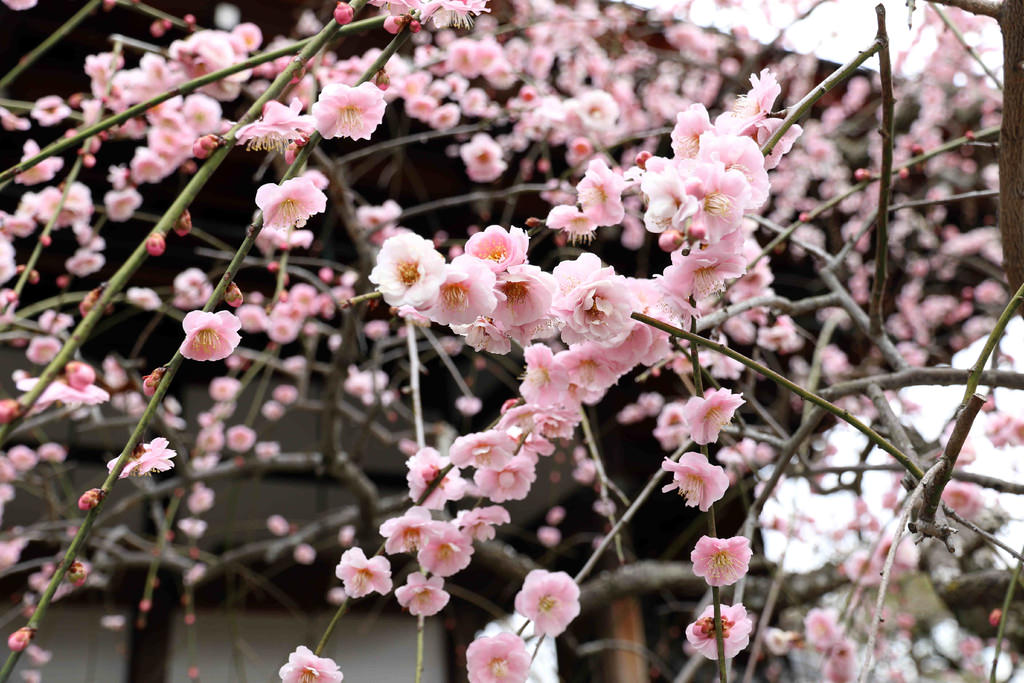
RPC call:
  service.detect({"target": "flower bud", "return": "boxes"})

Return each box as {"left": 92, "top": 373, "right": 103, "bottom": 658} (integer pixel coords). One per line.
{"left": 78, "top": 488, "right": 104, "bottom": 511}
{"left": 854, "top": 168, "right": 871, "bottom": 181}
{"left": 150, "top": 19, "right": 166, "bottom": 38}
{"left": 0, "top": 399, "right": 21, "bottom": 425}
{"left": 65, "top": 361, "right": 96, "bottom": 390}
{"left": 409, "top": 19, "right": 421, "bottom": 32}
{"left": 333, "top": 2, "right": 354, "bottom": 25}
{"left": 224, "top": 282, "right": 244, "bottom": 308}
{"left": 635, "top": 151, "right": 652, "bottom": 170}
{"left": 7, "top": 628, "right": 33, "bottom": 652}
{"left": 373, "top": 69, "right": 390, "bottom": 90}
{"left": 989, "top": 608, "right": 1003, "bottom": 627}
{"left": 79, "top": 286, "right": 104, "bottom": 317}
{"left": 383, "top": 15, "right": 403, "bottom": 34}
{"left": 524, "top": 217, "right": 542, "bottom": 228}
{"left": 658, "top": 229, "right": 685, "bottom": 252}
{"left": 142, "top": 367, "right": 166, "bottom": 397}
{"left": 68, "top": 561, "right": 88, "bottom": 587}
{"left": 146, "top": 232, "right": 166, "bottom": 257}
{"left": 192, "top": 134, "right": 221, "bottom": 160}
{"left": 174, "top": 209, "right": 192, "bottom": 237}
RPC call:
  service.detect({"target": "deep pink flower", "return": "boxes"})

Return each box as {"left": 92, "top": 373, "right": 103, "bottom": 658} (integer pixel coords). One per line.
{"left": 395, "top": 572, "right": 450, "bottom": 616}
{"left": 313, "top": 82, "right": 387, "bottom": 141}
{"left": 179, "top": 310, "right": 242, "bottom": 362}
{"left": 466, "top": 632, "right": 530, "bottom": 683}
{"left": 691, "top": 535, "right": 752, "bottom": 587}
{"left": 513, "top": 569, "right": 580, "bottom": 637}
{"left": 685, "top": 603, "right": 753, "bottom": 659}
{"left": 335, "top": 547, "right": 392, "bottom": 598}
{"left": 278, "top": 645, "right": 343, "bottom": 683}
{"left": 683, "top": 389, "right": 745, "bottom": 445}
{"left": 661, "top": 453, "right": 729, "bottom": 511}
{"left": 255, "top": 177, "right": 327, "bottom": 230}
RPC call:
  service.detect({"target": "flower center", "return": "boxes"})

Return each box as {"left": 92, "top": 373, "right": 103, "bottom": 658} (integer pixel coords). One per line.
{"left": 703, "top": 192, "right": 731, "bottom": 218}
{"left": 246, "top": 132, "right": 289, "bottom": 152}
{"left": 502, "top": 281, "right": 528, "bottom": 306}
{"left": 539, "top": 595, "right": 557, "bottom": 612}
{"left": 678, "top": 474, "right": 704, "bottom": 505}
{"left": 709, "top": 550, "right": 740, "bottom": 580}
{"left": 441, "top": 283, "right": 468, "bottom": 310}
{"left": 692, "top": 266, "right": 722, "bottom": 299}
{"left": 489, "top": 658, "right": 509, "bottom": 678}
{"left": 300, "top": 667, "right": 321, "bottom": 683}
{"left": 194, "top": 328, "right": 221, "bottom": 351}
{"left": 398, "top": 261, "right": 421, "bottom": 286}
{"left": 696, "top": 615, "right": 734, "bottom": 639}
{"left": 339, "top": 105, "right": 362, "bottom": 130}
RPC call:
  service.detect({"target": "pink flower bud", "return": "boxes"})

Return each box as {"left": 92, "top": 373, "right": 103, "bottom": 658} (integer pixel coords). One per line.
{"left": 0, "top": 399, "right": 21, "bottom": 424}
{"left": 146, "top": 233, "right": 166, "bottom": 257}
{"left": 65, "top": 361, "right": 96, "bottom": 390}
{"left": 383, "top": 15, "right": 403, "bottom": 34}
{"left": 409, "top": 19, "right": 421, "bottom": 32}
{"left": 142, "top": 368, "right": 166, "bottom": 397}
{"left": 174, "top": 210, "right": 192, "bottom": 237}
{"left": 68, "top": 561, "right": 88, "bottom": 587}
{"left": 224, "top": 282, "right": 244, "bottom": 308}
{"left": 192, "top": 134, "right": 221, "bottom": 160}
{"left": 333, "top": 2, "right": 354, "bottom": 24}
{"left": 658, "top": 230, "right": 685, "bottom": 252}
{"left": 40, "top": 235, "right": 51, "bottom": 247}
{"left": 635, "top": 151, "right": 652, "bottom": 169}
{"left": 990, "top": 608, "right": 1003, "bottom": 627}
{"left": 139, "top": 599, "right": 152, "bottom": 614}
{"left": 7, "top": 628, "right": 33, "bottom": 652}
{"left": 853, "top": 168, "right": 871, "bottom": 181}
{"left": 150, "top": 20, "right": 166, "bottom": 38}
{"left": 78, "top": 488, "right": 104, "bottom": 511}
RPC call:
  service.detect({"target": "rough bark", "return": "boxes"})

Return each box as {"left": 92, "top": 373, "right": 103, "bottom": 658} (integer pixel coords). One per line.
{"left": 1000, "top": 0, "right": 1024, "bottom": 290}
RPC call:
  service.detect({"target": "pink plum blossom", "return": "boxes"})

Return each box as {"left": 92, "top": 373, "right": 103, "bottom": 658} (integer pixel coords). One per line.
{"left": 179, "top": 310, "right": 242, "bottom": 362}
{"left": 691, "top": 535, "right": 752, "bottom": 587}
{"left": 278, "top": 646, "right": 343, "bottom": 683}
{"left": 236, "top": 99, "right": 315, "bottom": 152}
{"left": 455, "top": 505, "right": 511, "bottom": 541}
{"left": 425, "top": 255, "right": 498, "bottom": 325}
{"left": 460, "top": 133, "right": 507, "bottom": 183}
{"left": 313, "top": 82, "right": 387, "bottom": 140}
{"left": 466, "top": 633, "right": 530, "bottom": 683}
{"left": 513, "top": 569, "right": 580, "bottom": 637}
{"left": 683, "top": 389, "right": 745, "bottom": 445}
{"left": 449, "top": 430, "right": 516, "bottom": 469}
{"left": 661, "top": 233, "right": 747, "bottom": 302}
{"left": 369, "top": 232, "right": 447, "bottom": 309}
{"left": 661, "top": 453, "right": 729, "bottom": 511}
{"left": 335, "top": 547, "right": 392, "bottom": 598}
{"left": 108, "top": 437, "right": 176, "bottom": 478}
{"left": 379, "top": 506, "right": 436, "bottom": 554}
{"left": 255, "top": 177, "right": 327, "bottom": 230}
{"left": 406, "top": 447, "right": 466, "bottom": 509}
{"left": 395, "top": 572, "right": 450, "bottom": 616}
{"left": 464, "top": 225, "right": 528, "bottom": 272}
{"left": 576, "top": 158, "right": 626, "bottom": 226}
{"left": 804, "top": 607, "right": 841, "bottom": 652}
{"left": 417, "top": 522, "right": 473, "bottom": 577}
{"left": 686, "top": 603, "right": 753, "bottom": 659}
{"left": 474, "top": 454, "right": 537, "bottom": 503}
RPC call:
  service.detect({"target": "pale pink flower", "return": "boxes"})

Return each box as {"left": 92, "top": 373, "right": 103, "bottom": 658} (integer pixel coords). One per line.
{"left": 179, "top": 310, "right": 242, "bottom": 362}
{"left": 30, "top": 95, "right": 71, "bottom": 126}
{"left": 236, "top": 99, "right": 315, "bottom": 152}
{"left": 369, "top": 232, "right": 447, "bottom": 309}
{"left": 653, "top": 401, "right": 689, "bottom": 450}
{"left": 406, "top": 447, "right": 466, "bottom": 509}
{"left": 104, "top": 188, "right": 144, "bottom": 222}
{"left": 455, "top": 505, "right": 510, "bottom": 541}
{"left": 572, "top": 90, "right": 619, "bottom": 131}
{"left": 255, "top": 177, "right": 327, "bottom": 230}
{"left": 313, "top": 82, "right": 387, "bottom": 141}
{"left": 449, "top": 430, "right": 516, "bottom": 469}
{"left": 453, "top": 317, "right": 511, "bottom": 355}
{"left": 379, "top": 506, "right": 436, "bottom": 554}
{"left": 576, "top": 158, "right": 626, "bottom": 226}
{"left": 640, "top": 158, "right": 698, "bottom": 234}
{"left": 823, "top": 637, "right": 856, "bottom": 682}
{"left": 267, "top": 515, "right": 291, "bottom": 536}
{"left": 464, "top": 225, "right": 528, "bottom": 272}
{"left": 804, "top": 607, "right": 841, "bottom": 652}
{"left": 421, "top": 0, "right": 489, "bottom": 29}
{"left": 552, "top": 256, "right": 635, "bottom": 347}
{"left": 520, "top": 344, "right": 569, "bottom": 407}
{"left": 545, "top": 205, "right": 597, "bottom": 243}
{"left": 716, "top": 68, "right": 780, "bottom": 135}
{"left": 691, "top": 535, "right": 752, "bottom": 587}
{"left": 661, "top": 232, "right": 747, "bottom": 301}
{"left": 661, "top": 453, "right": 729, "bottom": 511}
{"left": 108, "top": 437, "right": 177, "bottom": 478}
{"left": 671, "top": 104, "right": 713, "bottom": 159}
{"left": 225, "top": 425, "right": 256, "bottom": 452}
{"left": 513, "top": 569, "right": 580, "bottom": 637}
{"left": 698, "top": 133, "right": 770, "bottom": 209}
{"left": 425, "top": 255, "right": 498, "bottom": 325}
{"left": 688, "top": 162, "right": 750, "bottom": 243}
{"left": 460, "top": 133, "right": 507, "bottom": 183}
{"left": 335, "top": 547, "right": 392, "bottom": 598}
{"left": 395, "top": 572, "right": 450, "bottom": 616}
{"left": 278, "top": 645, "right": 344, "bottom": 683}
{"left": 492, "top": 265, "right": 557, "bottom": 328}
{"left": 686, "top": 603, "right": 753, "bottom": 659}
{"left": 16, "top": 377, "right": 110, "bottom": 411}
{"left": 474, "top": 454, "right": 536, "bottom": 503}
{"left": 417, "top": 522, "right": 473, "bottom": 577}
{"left": 15, "top": 141, "right": 63, "bottom": 186}
{"left": 209, "top": 377, "right": 241, "bottom": 402}
{"left": 537, "top": 526, "right": 561, "bottom": 547}
{"left": 683, "top": 389, "right": 744, "bottom": 445}
{"left": 466, "top": 633, "right": 530, "bottom": 683}
{"left": 941, "top": 480, "right": 985, "bottom": 518}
